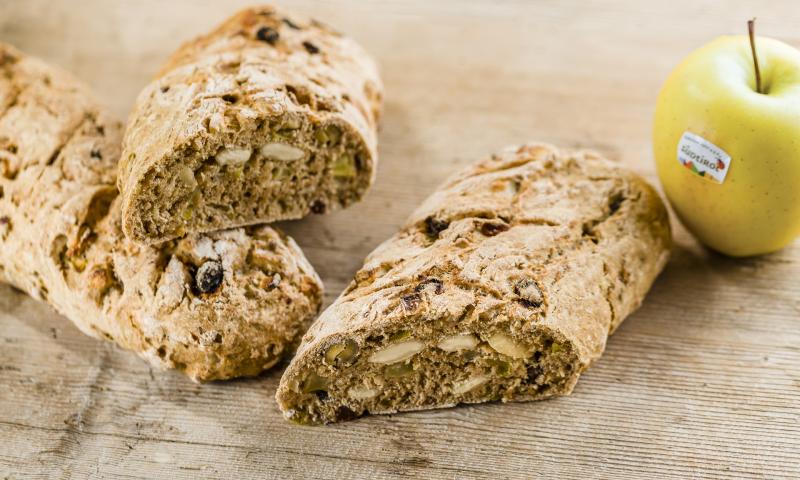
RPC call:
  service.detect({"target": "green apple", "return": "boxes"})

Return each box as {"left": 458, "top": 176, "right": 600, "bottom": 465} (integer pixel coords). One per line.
{"left": 653, "top": 27, "right": 800, "bottom": 256}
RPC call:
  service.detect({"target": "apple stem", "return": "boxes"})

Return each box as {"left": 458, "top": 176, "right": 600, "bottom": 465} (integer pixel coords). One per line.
{"left": 748, "top": 18, "right": 763, "bottom": 94}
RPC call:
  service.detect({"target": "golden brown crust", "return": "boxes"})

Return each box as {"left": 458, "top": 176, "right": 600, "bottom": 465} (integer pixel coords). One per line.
{"left": 118, "top": 5, "right": 383, "bottom": 245}
{"left": 0, "top": 43, "right": 323, "bottom": 382}
{"left": 276, "top": 143, "right": 671, "bottom": 423}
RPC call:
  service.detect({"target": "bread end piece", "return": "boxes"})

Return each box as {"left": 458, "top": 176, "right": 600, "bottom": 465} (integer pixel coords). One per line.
{"left": 276, "top": 143, "right": 671, "bottom": 424}
{"left": 118, "top": 5, "right": 382, "bottom": 245}
{"left": 0, "top": 41, "right": 324, "bottom": 382}
{"left": 121, "top": 225, "right": 325, "bottom": 382}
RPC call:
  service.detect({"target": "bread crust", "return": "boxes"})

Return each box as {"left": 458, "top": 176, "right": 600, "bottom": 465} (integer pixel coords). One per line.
{"left": 0, "top": 43, "right": 323, "bottom": 381}
{"left": 276, "top": 143, "right": 671, "bottom": 423}
{"left": 119, "top": 5, "right": 383, "bottom": 245}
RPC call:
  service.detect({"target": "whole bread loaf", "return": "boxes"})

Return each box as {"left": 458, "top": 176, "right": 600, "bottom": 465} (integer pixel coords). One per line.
{"left": 119, "top": 5, "right": 383, "bottom": 245}
{"left": 276, "top": 143, "right": 671, "bottom": 424}
{"left": 0, "top": 43, "right": 323, "bottom": 381}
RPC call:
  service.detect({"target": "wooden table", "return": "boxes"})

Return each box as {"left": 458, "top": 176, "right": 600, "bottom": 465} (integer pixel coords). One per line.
{"left": 1, "top": 1, "right": 799, "bottom": 478}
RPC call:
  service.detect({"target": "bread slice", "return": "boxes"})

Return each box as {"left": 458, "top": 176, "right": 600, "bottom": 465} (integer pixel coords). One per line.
{"left": 118, "top": 5, "right": 383, "bottom": 245}
{"left": 0, "top": 43, "right": 323, "bottom": 381}
{"left": 276, "top": 144, "right": 671, "bottom": 424}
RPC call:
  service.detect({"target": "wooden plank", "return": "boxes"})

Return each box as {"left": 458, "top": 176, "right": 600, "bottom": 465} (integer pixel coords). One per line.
{"left": 1, "top": 1, "right": 799, "bottom": 478}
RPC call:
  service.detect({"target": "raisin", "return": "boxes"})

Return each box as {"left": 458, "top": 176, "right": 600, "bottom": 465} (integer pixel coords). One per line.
{"left": 608, "top": 191, "right": 625, "bottom": 215}
{"left": 90, "top": 148, "right": 102, "bottom": 160}
{"left": 315, "top": 390, "right": 329, "bottom": 401}
{"left": 302, "top": 41, "right": 320, "bottom": 54}
{"left": 401, "top": 293, "right": 421, "bottom": 311}
{"left": 336, "top": 406, "right": 357, "bottom": 421}
{"left": 195, "top": 260, "right": 224, "bottom": 294}
{"left": 480, "top": 221, "right": 509, "bottom": 237}
{"left": 282, "top": 18, "right": 301, "bottom": 29}
{"left": 256, "top": 26, "right": 280, "bottom": 45}
{"left": 415, "top": 278, "right": 444, "bottom": 295}
{"left": 310, "top": 200, "right": 326, "bottom": 214}
{"left": 514, "top": 279, "right": 543, "bottom": 308}
{"left": 424, "top": 216, "right": 449, "bottom": 239}
{"left": 581, "top": 222, "right": 598, "bottom": 243}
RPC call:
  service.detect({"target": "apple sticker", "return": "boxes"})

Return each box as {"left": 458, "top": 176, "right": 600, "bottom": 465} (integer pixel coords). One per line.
{"left": 676, "top": 131, "right": 731, "bottom": 184}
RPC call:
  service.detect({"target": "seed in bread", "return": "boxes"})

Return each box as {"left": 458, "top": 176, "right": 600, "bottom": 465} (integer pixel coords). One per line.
{"left": 0, "top": 43, "right": 323, "bottom": 382}
{"left": 118, "top": 5, "right": 383, "bottom": 245}
{"left": 276, "top": 143, "right": 671, "bottom": 424}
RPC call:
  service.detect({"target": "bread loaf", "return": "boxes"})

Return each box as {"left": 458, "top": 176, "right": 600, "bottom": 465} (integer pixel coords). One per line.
{"left": 0, "top": 43, "right": 323, "bottom": 382}
{"left": 119, "top": 5, "right": 383, "bottom": 245}
{"left": 276, "top": 143, "right": 671, "bottom": 424}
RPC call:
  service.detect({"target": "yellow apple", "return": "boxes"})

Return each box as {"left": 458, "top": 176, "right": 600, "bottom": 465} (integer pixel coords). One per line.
{"left": 653, "top": 31, "right": 800, "bottom": 256}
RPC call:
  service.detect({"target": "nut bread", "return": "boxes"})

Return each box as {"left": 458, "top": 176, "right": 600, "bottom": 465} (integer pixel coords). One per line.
{"left": 0, "top": 43, "right": 323, "bottom": 382}
{"left": 119, "top": 5, "right": 383, "bottom": 245}
{"left": 276, "top": 143, "right": 671, "bottom": 424}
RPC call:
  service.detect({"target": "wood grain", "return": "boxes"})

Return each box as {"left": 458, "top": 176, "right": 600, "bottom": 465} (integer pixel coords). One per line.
{"left": 1, "top": 1, "right": 799, "bottom": 478}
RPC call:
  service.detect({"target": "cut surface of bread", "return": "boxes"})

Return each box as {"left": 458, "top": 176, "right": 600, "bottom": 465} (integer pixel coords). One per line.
{"left": 119, "top": 5, "right": 383, "bottom": 245}
{"left": 0, "top": 43, "right": 323, "bottom": 381}
{"left": 276, "top": 143, "right": 671, "bottom": 424}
